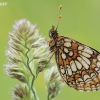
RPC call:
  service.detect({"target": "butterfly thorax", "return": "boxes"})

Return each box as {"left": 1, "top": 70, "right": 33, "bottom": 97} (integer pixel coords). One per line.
{"left": 49, "top": 26, "right": 59, "bottom": 51}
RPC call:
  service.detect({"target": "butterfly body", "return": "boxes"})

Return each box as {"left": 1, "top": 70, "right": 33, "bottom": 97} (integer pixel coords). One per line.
{"left": 49, "top": 26, "right": 100, "bottom": 91}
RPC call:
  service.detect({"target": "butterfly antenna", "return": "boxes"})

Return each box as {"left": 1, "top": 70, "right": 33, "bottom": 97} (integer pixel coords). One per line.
{"left": 56, "top": 5, "right": 62, "bottom": 31}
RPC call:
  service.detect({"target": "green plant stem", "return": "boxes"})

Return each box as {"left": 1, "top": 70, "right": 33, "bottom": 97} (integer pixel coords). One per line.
{"left": 47, "top": 94, "right": 50, "bottom": 100}
{"left": 32, "top": 88, "right": 38, "bottom": 100}
{"left": 25, "top": 38, "right": 38, "bottom": 100}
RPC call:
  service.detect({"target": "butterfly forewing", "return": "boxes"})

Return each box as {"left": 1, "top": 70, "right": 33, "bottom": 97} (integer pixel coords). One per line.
{"left": 52, "top": 36, "right": 100, "bottom": 91}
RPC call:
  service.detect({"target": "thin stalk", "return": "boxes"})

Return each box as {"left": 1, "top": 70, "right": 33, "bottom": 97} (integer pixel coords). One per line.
{"left": 47, "top": 94, "right": 50, "bottom": 100}
{"left": 24, "top": 38, "right": 38, "bottom": 100}
{"left": 32, "top": 88, "right": 38, "bottom": 100}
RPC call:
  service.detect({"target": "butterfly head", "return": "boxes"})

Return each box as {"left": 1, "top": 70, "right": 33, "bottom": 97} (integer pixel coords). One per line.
{"left": 49, "top": 26, "right": 58, "bottom": 38}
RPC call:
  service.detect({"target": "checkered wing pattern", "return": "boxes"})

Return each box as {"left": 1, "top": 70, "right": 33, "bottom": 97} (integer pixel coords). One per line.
{"left": 51, "top": 36, "right": 100, "bottom": 91}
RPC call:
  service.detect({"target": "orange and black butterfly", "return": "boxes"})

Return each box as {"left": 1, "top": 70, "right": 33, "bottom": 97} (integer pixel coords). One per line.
{"left": 48, "top": 5, "right": 100, "bottom": 91}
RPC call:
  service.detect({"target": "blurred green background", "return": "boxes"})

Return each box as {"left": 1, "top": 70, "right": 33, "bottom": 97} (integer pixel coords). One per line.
{"left": 0, "top": 0, "right": 100, "bottom": 100}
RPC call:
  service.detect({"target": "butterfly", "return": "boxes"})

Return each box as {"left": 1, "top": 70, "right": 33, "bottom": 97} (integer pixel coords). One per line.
{"left": 48, "top": 5, "right": 100, "bottom": 91}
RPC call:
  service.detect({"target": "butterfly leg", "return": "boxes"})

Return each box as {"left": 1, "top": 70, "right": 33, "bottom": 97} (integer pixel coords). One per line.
{"left": 47, "top": 39, "right": 53, "bottom": 43}
{"left": 46, "top": 51, "right": 55, "bottom": 65}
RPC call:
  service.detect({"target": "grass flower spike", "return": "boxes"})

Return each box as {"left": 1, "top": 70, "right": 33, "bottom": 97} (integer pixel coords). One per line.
{"left": 5, "top": 19, "right": 53, "bottom": 100}
{"left": 5, "top": 19, "right": 64, "bottom": 100}
{"left": 12, "top": 84, "right": 37, "bottom": 100}
{"left": 44, "top": 66, "right": 65, "bottom": 100}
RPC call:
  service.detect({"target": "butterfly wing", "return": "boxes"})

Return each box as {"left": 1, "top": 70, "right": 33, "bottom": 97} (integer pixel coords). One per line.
{"left": 55, "top": 36, "right": 100, "bottom": 91}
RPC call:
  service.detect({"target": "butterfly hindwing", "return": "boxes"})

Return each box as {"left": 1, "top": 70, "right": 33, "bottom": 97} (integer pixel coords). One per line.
{"left": 55, "top": 36, "right": 100, "bottom": 91}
